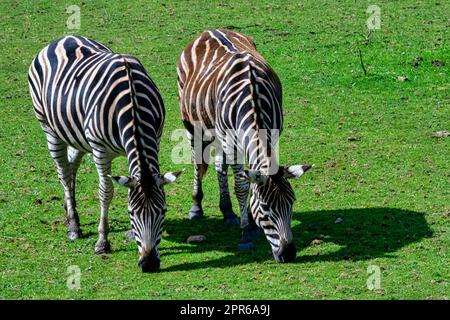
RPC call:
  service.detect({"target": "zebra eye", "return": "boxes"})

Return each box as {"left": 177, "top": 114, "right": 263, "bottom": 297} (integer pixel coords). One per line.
{"left": 260, "top": 202, "right": 270, "bottom": 212}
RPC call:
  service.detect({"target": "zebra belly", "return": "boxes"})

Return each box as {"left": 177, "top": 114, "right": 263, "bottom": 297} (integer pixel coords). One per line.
{"left": 38, "top": 109, "right": 125, "bottom": 157}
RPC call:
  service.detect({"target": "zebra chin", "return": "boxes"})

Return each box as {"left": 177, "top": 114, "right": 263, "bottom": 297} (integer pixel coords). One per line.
{"left": 138, "top": 248, "right": 160, "bottom": 273}
{"left": 272, "top": 241, "right": 297, "bottom": 263}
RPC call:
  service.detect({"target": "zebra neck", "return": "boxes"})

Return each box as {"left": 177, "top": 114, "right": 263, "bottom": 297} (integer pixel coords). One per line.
{"left": 245, "top": 138, "right": 276, "bottom": 174}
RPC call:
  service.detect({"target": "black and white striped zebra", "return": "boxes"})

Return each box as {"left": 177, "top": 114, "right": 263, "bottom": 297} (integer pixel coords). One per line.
{"left": 177, "top": 29, "right": 311, "bottom": 262}
{"left": 28, "top": 36, "right": 181, "bottom": 272}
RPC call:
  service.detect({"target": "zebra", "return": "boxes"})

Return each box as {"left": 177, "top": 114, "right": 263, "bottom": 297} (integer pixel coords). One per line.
{"left": 28, "top": 36, "right": 182, "bottom": 272}
{"left": 177, "top": 29, "right": 312, "bottom": 263}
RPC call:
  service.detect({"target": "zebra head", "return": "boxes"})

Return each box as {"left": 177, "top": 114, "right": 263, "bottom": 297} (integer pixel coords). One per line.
{"left": 111, "top": 170, "right": 182, "bottom": 272}
{"left": 244, "top": 164, "right": 312, "bottom": 263}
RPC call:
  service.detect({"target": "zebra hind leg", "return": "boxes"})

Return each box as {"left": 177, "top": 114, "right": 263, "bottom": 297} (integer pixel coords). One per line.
{"left": 215, "top": 160, "right": 239, "bottom": 226}
{"left": 93, "top": 150, "right": 113, "bottom": 254}
{"left": 66, "top": 147, "right": 85, "bottom": 239}
{"left": 45, "top": 133, "right": 82, "bottom": 240}
{"left": 67, "top": 146, "right": 85, "bottom": 210}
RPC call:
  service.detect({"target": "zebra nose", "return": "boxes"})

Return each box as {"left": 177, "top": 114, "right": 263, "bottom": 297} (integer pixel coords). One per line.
{"left": 274, "top": 241, "right": 296, "bottom": 263}
{"left": 138, "top": 249, "right": 160, "bottom": 272}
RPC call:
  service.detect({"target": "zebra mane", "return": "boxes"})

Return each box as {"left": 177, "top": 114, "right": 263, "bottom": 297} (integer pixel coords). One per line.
{"left": 248, "top": 60, "right": 265, "bottom": 130}
{"left": 247, "top": 58, "right": 292, "bottom": 199}
{"left": 123, "top": 57, "right": 155, "bottom": 196}
{"left": 247, "top": 58, "right": 274, "bottom": 171}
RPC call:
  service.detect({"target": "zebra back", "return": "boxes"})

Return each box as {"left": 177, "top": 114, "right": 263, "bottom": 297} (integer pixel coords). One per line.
{"left": 28, "top": 36, "right": 165, "bottom": 178}
{"left": 178, "top": 29, "right": 283, "bottom": 172}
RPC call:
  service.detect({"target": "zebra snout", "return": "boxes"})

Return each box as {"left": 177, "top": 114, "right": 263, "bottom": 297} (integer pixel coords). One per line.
{"left": 273, "top": 241, "right": 296, "bottom": 263}
{"left": 138, "top": 249, "right": 160, "bottom": 273}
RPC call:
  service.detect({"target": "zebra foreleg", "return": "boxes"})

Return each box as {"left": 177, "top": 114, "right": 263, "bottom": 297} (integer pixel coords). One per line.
{"left": 215, "top": 160, "right": 239, "bottom": 225}
{"left": 231, "top": 164, "right": 256, "bottom": 251}
{"left": 93, "top": 151, "right": 113, "bottom": 254}
{"left": 45, "top": 133, "right": 82, "bottom": 240}
{"left": 188, "top": 161, "right": 208, "bottom": 220}
{"left": 187, "top": 136, "right": 209, "bottom": 220}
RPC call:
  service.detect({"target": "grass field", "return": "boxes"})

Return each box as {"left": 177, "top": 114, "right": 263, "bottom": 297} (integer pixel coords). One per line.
{"left": 0, "top": 0, "right": 449, "bottom": 299}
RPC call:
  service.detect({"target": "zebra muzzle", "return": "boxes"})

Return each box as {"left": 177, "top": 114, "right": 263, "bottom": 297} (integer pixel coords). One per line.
{"left": 273, "top": 241, "right": 297, "bottom": 263}
{"left": 138, "top": 249, "right": 160, "bottom": 272}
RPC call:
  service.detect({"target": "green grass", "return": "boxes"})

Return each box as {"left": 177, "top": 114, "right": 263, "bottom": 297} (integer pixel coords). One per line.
{"left": 0, "top": 0, "right": 449, "bottom": 299}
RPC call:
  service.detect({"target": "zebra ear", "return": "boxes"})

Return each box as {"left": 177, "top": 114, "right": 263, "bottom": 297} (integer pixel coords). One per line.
{"left": 282, "top": 164, "right": 313, "bottom": 179}
{"left": 241, "top": 170, "right": 268, "bottom": 185}
{"left": 154, "top": 169, "right": 185, "bottom": 187}
{"left": 109, "top": 175, "right": 137, "bottom": 188}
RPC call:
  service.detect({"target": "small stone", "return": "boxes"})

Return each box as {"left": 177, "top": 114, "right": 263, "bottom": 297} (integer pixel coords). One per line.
{"left": 310, "top": 239, "right": 323, "bottom": 246}
{"left": 335, "top": 217, "right": 344, "bottom": 224}
{"left": 187, "top": 235, "right": 206, "bottom": 243}
{"left": 432, "top": 131, "right": 449, "bottom": 138}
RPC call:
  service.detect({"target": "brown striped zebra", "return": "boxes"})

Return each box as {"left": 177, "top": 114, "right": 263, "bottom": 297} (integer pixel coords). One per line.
{"left": 177, "top": 29, "right": 311, "bottom": 263}
{"left": 28, "top": 36, "right": 182, "bottom": 272}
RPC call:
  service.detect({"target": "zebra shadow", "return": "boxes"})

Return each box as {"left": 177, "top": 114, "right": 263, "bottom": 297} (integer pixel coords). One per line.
{"left": 79, "top": 218, "right": 130, "bottom": 240}
{"left": 161, "top": 207, "right": 432, "bottom": 272}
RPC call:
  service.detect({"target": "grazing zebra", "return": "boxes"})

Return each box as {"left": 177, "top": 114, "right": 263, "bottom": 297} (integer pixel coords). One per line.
{"left": 177, "top": 29, "right": 311, "bottom": 262}
{"left": 28, "top": 36, "right": 181, "bottom": 272}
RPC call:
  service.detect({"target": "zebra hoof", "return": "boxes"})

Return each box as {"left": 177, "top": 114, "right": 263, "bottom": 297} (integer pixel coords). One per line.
{"left": 238, "top": 241, "right": 254, "bottom": 251}
{"left": 223, "top": 215, "right": 240, "bottom": 226}
{"left": 67, "top": 230, "right": 82, "bottom": 240}
{"left": 188, "top": 207, "right": 204, "bottom": 220}
{"left": 95, "top": 240, "right": 111, "bottom": 254}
